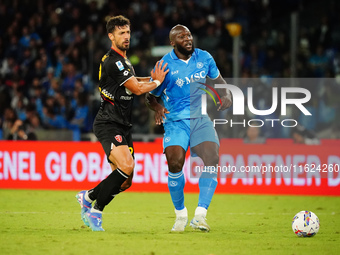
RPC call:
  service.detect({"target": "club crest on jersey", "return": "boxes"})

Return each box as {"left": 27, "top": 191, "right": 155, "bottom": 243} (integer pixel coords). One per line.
{"left": 115, "top": 135, "right": 122, "bottom": 143}
{"left": 197, "top": 62, "right": 204, "bottom": 69}
{"left": 116, "top": 61, "right": 124, "bottom": 71}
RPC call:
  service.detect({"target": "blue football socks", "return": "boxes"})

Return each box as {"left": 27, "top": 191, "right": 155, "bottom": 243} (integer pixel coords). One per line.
{"left": 168, "top": 171, "right": 185, "bottom": 210}
{"left": 198, "top": 168, "right": 218, "bottom": 209}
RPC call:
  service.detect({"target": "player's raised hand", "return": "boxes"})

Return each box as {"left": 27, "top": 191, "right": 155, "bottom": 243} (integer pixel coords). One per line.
{"left": 154, "top": 105, "right": 169, "bottom": 125}
{"left": 151, "top": 60, "right": 169, "bottom": 83}
{"left": 217, "top": 93, "right": 232, "bottom": 111}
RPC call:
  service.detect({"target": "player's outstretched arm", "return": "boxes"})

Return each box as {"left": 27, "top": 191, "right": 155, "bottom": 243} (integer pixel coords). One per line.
{"left": 136, "top": 77, "right": 151, "bottom": 82}
{"left": 145, "top": 93, "right": 169, "bottom": 125}
{"left": 123, "top": 60, "right": 169, "bottom": 95}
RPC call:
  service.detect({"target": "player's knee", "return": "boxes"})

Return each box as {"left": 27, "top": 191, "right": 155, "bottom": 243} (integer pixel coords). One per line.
{"left": 118, "top": 159, "right": 135, "bottom": 175}
{"left": 168, "top": 160, "right": 184, "bottom": 173}
{"left": 211, "top": 153, "right": 219, "bottom": 165}
{"left": 203, "top": 151, "right": 219, "bottom": 166}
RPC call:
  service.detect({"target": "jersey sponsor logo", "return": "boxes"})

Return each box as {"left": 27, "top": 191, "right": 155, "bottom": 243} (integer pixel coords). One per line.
{"left": 184, "top": 71, "right": 206, "bottom": 84}
{"left": 116, "top": 61, "right": 124, "bottom": 71}
{"left": 120, "top": 95, "right": 133, "bottom": 100}
{"left": 175, "top": 78, "right": 184, "bottom": 88}
{"left": 197, "top": 62, "right": 204, "bottom": 69}
{"left": 123, "top": 70, "right": 129, "bottom": 76}
{"left": 164, "top": 137, "right": 171, "bottom": 143}
{"left": 115, "top": 135, "right": 122, "bottom": 143}
{"left": 171, "top": 70, "right": 179, "bottom": 75}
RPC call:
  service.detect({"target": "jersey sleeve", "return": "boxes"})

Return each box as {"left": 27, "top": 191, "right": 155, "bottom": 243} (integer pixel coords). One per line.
{"left": 105, "top": 58, "right": 134, "bottom": 86}
{"left": 206, "top": 52, "right": 220, "bottom": 80}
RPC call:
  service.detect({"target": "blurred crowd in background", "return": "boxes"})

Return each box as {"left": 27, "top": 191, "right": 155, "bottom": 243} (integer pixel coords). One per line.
{"left": 0, "top": 0, "right": 339, "bottom": 141}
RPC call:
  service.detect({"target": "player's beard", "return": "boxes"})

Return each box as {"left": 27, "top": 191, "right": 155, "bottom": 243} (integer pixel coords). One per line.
{"left": 176, "top": 42, "right": 195, "bottom": 56}
{"left": 116, "top": 40, "right": 130, "bottom": 51}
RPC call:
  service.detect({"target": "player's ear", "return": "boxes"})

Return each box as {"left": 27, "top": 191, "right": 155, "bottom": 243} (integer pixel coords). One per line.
{"left": 108, "top": 33, "right": 114, "bottom": 41}
{"left": 170, "top": 40, "right": 175, "bottom": 47}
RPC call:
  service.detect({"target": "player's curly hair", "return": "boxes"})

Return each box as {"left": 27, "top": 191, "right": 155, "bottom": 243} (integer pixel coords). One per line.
{"left": 106, "top": 15, "right": 131, "bottom": 34}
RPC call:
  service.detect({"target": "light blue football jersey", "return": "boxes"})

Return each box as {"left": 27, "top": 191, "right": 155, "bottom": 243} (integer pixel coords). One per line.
{"left": 150, "top": 48, "right": 220, "bottom": 122}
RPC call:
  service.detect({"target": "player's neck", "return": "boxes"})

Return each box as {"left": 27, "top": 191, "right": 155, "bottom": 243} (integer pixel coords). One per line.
{"left": 174, "top": 49, "right": 191, "bottom": 60}
{"left": 111, "top": 45, "right": 126, "bottom": 58}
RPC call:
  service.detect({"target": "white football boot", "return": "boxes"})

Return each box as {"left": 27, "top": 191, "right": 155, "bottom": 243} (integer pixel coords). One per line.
{"left": 190, "top": 207, "right": 210, "bottom": 232}
{"left": 171, "top": 207, "right": 188, "bottom": 232}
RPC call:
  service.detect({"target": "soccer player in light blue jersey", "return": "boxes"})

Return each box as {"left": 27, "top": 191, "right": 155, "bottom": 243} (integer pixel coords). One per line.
{"left": 146, "top": 25, "right": 232, "bottom": 232}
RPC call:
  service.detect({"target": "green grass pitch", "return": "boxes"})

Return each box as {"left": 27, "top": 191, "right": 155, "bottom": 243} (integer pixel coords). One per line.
{"left": 0, "top": 189, "right": 339, "bottom": 255}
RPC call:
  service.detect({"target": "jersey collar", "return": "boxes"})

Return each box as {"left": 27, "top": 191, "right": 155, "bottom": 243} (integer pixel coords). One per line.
{"left": 111, "top": 47, "right": 126, "bottom": 59}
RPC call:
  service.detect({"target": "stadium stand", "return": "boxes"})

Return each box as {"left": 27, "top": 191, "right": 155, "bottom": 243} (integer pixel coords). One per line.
{"left": 0, "top": 0, "right": 339, "bottom": 141}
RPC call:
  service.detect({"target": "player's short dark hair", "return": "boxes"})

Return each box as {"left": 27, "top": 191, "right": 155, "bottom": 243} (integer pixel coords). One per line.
{"left": 106, "top": 15, "right": 131, "bottom": 34}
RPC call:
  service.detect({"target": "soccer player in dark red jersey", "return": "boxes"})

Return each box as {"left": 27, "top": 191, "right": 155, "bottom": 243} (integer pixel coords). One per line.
{"left": 76, "top": 15, "right": 169, "bottom": 231}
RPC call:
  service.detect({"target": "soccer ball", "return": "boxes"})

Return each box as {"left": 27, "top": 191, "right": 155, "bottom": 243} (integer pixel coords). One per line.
{"left": 292, "top": 211, "right": 320, "bottom": 237}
